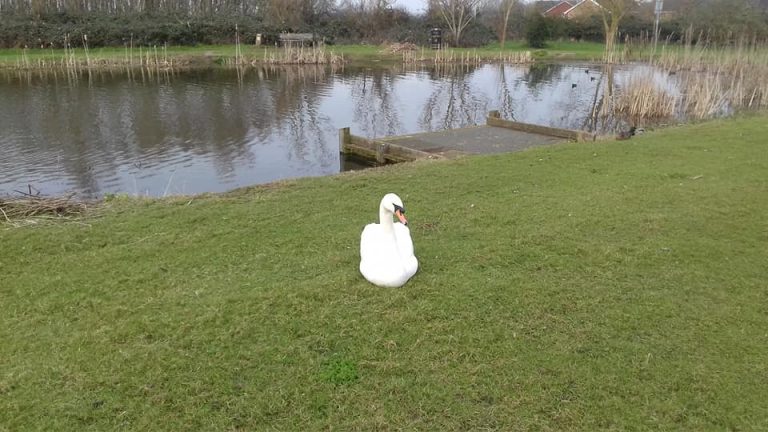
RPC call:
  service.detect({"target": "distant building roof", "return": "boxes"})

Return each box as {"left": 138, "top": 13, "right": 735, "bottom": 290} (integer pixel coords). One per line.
{"left": 535, "top": 1, "right": 563, "bottom": 12}
{"left": 563, "top": 0, "right": 605, "bottom": 18}
{"left": 544, "top": 1, "right": 574, "bottom": 17}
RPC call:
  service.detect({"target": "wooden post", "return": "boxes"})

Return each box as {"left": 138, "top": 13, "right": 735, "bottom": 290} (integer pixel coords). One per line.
{"left": 375, "top": 142, "right": 389, "bottom": 164}
{"left": 338, "top": 127, "right": 350, "bottom": 154}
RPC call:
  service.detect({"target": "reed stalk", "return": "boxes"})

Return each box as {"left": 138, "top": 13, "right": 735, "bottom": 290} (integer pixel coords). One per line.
{"left": 82, "top": 34, "right": 90, "bottom": 67}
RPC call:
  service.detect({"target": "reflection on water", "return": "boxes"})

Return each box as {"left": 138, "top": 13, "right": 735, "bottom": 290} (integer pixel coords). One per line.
{"left": 0, "top": 63, "right": 678, "bottom": 197}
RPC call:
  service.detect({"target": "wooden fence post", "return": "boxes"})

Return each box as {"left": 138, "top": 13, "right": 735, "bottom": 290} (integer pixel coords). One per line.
{"left": 338, "top": 127, "right": 350, "bottom": 154}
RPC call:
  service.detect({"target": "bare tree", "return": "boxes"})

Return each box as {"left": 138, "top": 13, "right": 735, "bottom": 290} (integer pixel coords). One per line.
{"left": 337, "top": 0, "right": 395, "bottom": 40}
{"left": 433, "top": 0, "right": 485, "bottom": 47}
{"left": 599, "top": 0, "right": 636, "bottom": 63}
{"left": 496, "top": 0, "right": 516, "bottom": 48}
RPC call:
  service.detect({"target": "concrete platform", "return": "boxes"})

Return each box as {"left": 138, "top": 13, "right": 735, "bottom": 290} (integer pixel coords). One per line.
{"left": 340, "top": 111, "right": 594, "bottom": 164}
{"left": 379, "top": 125, "right": 563, "bottom": 157}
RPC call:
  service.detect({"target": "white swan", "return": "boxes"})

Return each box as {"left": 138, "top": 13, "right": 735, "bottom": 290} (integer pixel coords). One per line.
{"left": 360, "top": 193, "right": 419, "bottom": 287}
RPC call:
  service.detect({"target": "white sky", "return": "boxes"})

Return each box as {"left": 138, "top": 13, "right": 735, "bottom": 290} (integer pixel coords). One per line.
{"left": 393, "top": 0, "right": 428, "bottom": 14}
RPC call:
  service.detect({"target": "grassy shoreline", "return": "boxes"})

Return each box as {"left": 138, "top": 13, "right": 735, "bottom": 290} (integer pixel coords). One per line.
{"left": 0, "top": 41, "right": 610, "bottom": 69}
{"left": 1, "top": 113, "right": 767, "bottom": 429}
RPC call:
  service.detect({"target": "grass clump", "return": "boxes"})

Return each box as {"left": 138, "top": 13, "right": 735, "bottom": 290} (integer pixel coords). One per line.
{"left": 321, "top": 355, "right": 360, "bottom": 386}
{"left": 1, "top": 114, "right": 767, "bottom": 430}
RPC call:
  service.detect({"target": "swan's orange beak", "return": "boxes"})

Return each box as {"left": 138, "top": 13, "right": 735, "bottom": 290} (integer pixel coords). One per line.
{"left": 395, "top": 209, "right": 408, "bottom": 226}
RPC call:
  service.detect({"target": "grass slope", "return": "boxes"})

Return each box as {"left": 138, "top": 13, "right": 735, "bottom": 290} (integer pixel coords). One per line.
{"left": 1, "top": 115, "right": 767, "bottom": 430}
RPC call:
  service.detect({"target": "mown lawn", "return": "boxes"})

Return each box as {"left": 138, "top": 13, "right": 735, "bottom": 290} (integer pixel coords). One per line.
{"left": 1, "top": 114, "right": 767, "bottom": 430}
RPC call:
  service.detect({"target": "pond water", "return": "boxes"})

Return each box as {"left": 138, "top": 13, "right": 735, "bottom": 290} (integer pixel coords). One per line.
{"left": 0, "top": 62, "right": 675, "bottom": 198}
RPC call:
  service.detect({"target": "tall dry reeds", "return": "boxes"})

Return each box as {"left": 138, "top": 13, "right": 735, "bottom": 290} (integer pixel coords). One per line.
{"left": 652, "top": 31, "right": 768, "bottom": 116}
{"left": 258, "top": 45, "right": 344, "bottom": 65}
{"left": 614, "top": 76, "right": 677, "bottom": 118}
{"left": 610, "top": 32, "right": 768, "bottom": 123}
{"left": 402, "top": 47, "right": 532, "bottom": 65}
{"left": 8, "top": 35, "right": 179, "bottom": 72}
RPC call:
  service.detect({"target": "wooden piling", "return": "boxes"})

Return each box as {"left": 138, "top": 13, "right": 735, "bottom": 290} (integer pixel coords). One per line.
{"left": 338, "top": 127, "right": 350, "bottom": 154}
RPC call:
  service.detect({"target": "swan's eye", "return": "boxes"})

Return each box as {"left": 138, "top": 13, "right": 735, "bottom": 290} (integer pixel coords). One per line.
{"left": 393, "top": 204, "right": 405, "bottom": 214}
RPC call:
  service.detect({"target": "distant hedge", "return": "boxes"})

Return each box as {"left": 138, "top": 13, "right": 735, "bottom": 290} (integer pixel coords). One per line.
{"left": 0, "top": 13, "right": 270, "bottom": 48}
{"left": 5, "top": 10, "right": 752, "bottom": 50}
{"left": 0, "top": 11, "right": 500, "bottom": 49}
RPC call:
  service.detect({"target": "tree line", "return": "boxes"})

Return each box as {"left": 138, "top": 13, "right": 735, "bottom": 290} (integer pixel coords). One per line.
{"left": 1, "top": 0, "right": 766, "bottom": 49}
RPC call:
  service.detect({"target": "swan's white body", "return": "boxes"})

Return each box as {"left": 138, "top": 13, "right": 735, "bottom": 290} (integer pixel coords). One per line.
{"left": 360, "top": 193, "right": 418, "bottom": 287}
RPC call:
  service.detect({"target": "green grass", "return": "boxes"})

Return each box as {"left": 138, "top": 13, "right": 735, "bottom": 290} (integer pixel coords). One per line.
{"left": 0, "top": 40, "right": 615, "bottom": 69}
{"left": 1, "top": 114, "right": 767, "bottom": 430}
{"left": 0, "top": 44, "right": 242, "bottom": 67}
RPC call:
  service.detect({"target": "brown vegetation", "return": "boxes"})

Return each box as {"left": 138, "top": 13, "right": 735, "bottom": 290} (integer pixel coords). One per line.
{"left": 257, "top": 45, "right": 344, "bottom": 65}
{"left": 0, "top": 194, "right": 89, "bottom": 225}
{"left": 402, "top": 47, "right": 532, "bottom": 65}
{"left": 614, "top": 76, "right": 677, "bottom": 118}
{"left": 610, "top": 33, "right": 768, "bottom": 123}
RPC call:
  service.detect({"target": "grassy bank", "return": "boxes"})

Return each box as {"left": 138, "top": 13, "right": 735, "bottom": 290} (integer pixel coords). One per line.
{"left": 0, "top": 41, "right": 610, "bottom": 69}
{"left": 2, "top": 114, "right": 767, "bottom": 430}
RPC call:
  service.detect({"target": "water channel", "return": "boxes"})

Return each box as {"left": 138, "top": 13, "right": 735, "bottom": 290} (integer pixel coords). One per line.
{"left": 1, "top": 62, "right": 677, "bottom": 198}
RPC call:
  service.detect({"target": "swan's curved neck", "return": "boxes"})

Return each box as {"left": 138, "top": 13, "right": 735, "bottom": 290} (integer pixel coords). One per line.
{"left": 379, "top": 205, "right": 394, "bottom": 232}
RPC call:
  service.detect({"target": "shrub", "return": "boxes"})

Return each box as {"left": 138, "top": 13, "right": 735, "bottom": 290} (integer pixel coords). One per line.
{"left": 0, "top": 12, "right": 267, "bottom": 48}
{"left": 525, "top": 13, "right": 551, "bottom": 48}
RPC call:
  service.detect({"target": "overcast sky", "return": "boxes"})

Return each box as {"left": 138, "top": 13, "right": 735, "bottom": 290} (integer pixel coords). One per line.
{"left": 393, "top": 0, "right": 428, "bottom": 14}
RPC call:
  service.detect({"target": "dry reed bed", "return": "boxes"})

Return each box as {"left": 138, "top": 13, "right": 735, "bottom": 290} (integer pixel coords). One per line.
{"left": 656, "top": 35, "right": 768, "bottom": 112}
{"left": 613, "top": 36, "right": 768, "bottom": 121}
{"left": 0, "top": 194, "right": 89, "bottom": 225}
{"left": 11, "top": 41, "right": 182, "bottom": 71}
{"left": 614, "top": 76, "right": 677, "bottom": 118}
{"left": 403, "top": 48, "right": 532, "bottom": 65}
{"left": 256, "top": 46, "right": 345, "bottom": 65}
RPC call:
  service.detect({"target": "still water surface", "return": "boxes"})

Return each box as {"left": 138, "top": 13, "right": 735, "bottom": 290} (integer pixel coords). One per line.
{"left": 0, "top": 63, "right": 673, "bottom": 197}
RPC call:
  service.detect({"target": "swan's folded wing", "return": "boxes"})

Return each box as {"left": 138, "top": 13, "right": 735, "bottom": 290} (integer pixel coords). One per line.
{"left": 393, "top": 223, "right": 415, "bottom": 257}
{"left": 360, "top": 223, "right": 380, "bottom": 257}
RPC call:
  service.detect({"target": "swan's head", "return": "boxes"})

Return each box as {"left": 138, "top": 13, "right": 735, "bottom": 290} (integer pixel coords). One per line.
{"left": 381, "top": 193, "right": 408, "bottom": 226}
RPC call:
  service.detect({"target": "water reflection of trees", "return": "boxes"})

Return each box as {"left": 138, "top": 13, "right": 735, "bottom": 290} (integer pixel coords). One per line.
{"left": 0, "top": 67, "right": 338, "bottom": 196}
{"left": 494, "top": 64, "right": 519, "bottom": 120}
{"left": 523, "top": 63, "right": 563, "bottom": 92}
{"left": 1, "top": 63, "right": 696, "bottom": 196}
{"left": 419, "top": 64, "right": 487, "bottom": 131}
{"left": 349, "top": 67, "right": 402, "bottom": 139}
{"left": 252, "top": 66, "right": 335, "bottom": 170}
